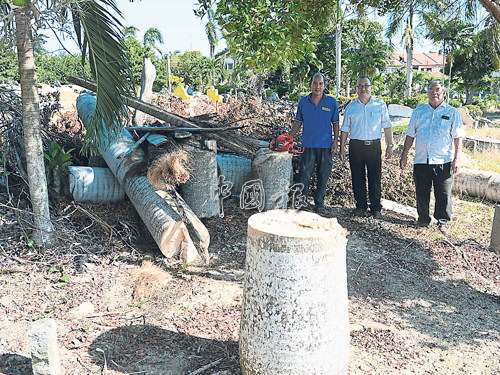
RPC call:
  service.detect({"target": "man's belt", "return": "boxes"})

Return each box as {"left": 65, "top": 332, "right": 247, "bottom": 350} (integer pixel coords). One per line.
{"left": 352, "top": 139, "right": 380, "bottom": 146}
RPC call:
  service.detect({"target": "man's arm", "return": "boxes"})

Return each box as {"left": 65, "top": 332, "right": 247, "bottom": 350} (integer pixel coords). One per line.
{"left": 339, "top": 130, "right": 349, "bottom": 162}
{"left": 290, "top": 121, "right": 302, "bottom": 137}
{"left": 331, "top": 122, "right": 340, "bottom": 154}
{"left": 452, "top": 137, "right": 463, "bottom": 174}
{"left": 384, "top": 127, "right": 394, "bottom": 159}
{"left": 400, "top": 135, "right": 414, "bottom": 169}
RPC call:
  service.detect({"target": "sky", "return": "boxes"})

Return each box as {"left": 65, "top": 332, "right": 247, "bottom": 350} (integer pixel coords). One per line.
{"left": 42, "top": 0, "right": 434, "bottom": 57}
{"left": 43, "top": 0, "right": 226, "bottom": 57}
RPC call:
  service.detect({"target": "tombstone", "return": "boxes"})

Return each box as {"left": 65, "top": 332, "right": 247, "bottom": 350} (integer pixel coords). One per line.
{"left": 491, "top": 205, "right": 500, "bottom": 253}
{"left": 456, "top": 107, "right": 474, "bottom": 127}
{"left": 388, "top": 104, "right": 414, "bottom": 118}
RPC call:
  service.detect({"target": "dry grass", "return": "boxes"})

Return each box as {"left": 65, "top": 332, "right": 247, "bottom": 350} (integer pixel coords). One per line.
{"left": 462, "top": 148, "right": 500, "bottom": 174}
{"left": 465, "top": 126, "right": 500, "bottom": 140}
{"left": 147, "top": 150, "right": 190, "bottom": 188}
{"left": 127, "top": 261, "right": 172, "bottom": 303}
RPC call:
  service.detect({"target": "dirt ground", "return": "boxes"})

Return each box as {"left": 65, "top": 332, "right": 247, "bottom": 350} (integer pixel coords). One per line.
{"left": 0, "top": 191, "right": 499, "bottom": 375}
{"left": 1, "top": 89, "right": 499, "bottom": 374}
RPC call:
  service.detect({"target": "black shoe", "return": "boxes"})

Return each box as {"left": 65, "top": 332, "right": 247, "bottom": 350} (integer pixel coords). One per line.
{"left": 353, "top": 208, "right": 366, "bottom": 217}
{"left": 415, "top": 221, "right": 429, "bottom": 229}
{"left": 315, "top": 206, "right": 326, "bottom": 216}
{"left": 372, "top": 211, "right": 383, "bottom": 220}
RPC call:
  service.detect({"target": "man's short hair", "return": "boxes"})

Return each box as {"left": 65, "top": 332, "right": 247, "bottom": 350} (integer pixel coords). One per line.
{"left": 356, "top": 76, "right": 372, "bottom": 86}
{"left": 427, "top": 80, "right": 445, "bottom": 91}
{"left": 310, "top": 73, "right": 325, "bottom": 85}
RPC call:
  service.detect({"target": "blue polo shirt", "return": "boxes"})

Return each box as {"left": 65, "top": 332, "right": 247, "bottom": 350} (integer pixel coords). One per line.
{"left": 295, "top": 94, "right": 339, "bottom": 148}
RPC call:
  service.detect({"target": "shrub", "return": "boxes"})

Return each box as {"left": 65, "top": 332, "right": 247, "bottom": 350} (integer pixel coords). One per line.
{"left": 403, "top": 96, "right": 420, "bottom": 108}
{"left": 217, "top": 84, "right": 232, "bottom": 94}
{"left": 464, "top": 105, "right": 483, "bottom": 116}
{"left": 448, "top": 99, "right": 462, "bottom": 108}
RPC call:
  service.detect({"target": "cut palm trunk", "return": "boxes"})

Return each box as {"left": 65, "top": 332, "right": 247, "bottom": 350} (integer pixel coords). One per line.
{"left": 179, "top": 141, "right": 220, "bottom": 218}
{"left": 251, "top": 150, "right": 293, "bottom": 211}
{"left": 76, "top": 93, "right": 210, "bottom": 264}
{"left": 132, "top": 58, "right": 156, "bottom": 127}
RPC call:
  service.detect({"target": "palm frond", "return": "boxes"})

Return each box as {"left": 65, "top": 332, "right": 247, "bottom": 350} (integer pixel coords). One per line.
{"left": 71, "top": 0, "right": 133, "bottom": 153}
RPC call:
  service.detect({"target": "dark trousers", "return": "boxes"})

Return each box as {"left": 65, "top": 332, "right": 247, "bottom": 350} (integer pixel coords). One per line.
{"left": 413, "top": 162, "right": 453, "bottom": 225}
{"left": 296, "top": 147, "right": 333, "bottom": 208}
{"left": 348, "top": 139, "right": 382, "bottom": 212}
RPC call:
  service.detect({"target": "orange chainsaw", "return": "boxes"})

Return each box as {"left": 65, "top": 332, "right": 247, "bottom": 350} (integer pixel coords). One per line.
{"left": 270, "top": 131, "right": 304, "bottom": 154}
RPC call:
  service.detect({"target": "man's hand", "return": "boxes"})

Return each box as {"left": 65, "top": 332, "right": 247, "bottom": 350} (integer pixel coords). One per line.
{"left": 339, "top": 149, "right": 346, "bottom": 162}
{"left": 400, "top": 154, "right": 407, "bottom": 169}
{"left": 452, "top": 158, "right": 461, "bottom": 174}
{"left": 330, "top": 142, "right": 337, "bottom": 155}
{"left": 385, "top": 146, "right": 393, "bottom": 160}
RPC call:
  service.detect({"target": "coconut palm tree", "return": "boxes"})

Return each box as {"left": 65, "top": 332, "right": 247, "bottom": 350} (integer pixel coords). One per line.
{"left": 1, "top": 0, "right": 132, "bottom": 247}
{"left": 143, "top": 27, "right": 164, "bottom": 56}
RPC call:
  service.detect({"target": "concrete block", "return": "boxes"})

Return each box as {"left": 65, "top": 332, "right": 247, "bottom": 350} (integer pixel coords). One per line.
{"left": 29, "top": 318, "right": 60, "bottom": 375}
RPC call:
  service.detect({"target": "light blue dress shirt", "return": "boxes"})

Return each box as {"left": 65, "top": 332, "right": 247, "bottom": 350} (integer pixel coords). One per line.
{"left": 406, "top": 102, "right": 466, "bottom": 165}
{"left": 341, "top": 97, "right": 392, "bottom": 140}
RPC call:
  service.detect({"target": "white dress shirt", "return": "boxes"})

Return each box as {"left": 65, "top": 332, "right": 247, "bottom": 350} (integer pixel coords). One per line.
{"left": 407, "top": 102, "right": 466, "bottom": 164}
{"left": 341, "top": 97, "right": 392, "bottom": 140}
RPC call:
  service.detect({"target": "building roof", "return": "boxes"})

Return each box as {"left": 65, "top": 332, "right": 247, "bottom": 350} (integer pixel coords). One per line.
{"left": 392, "top": 53, "right": 444, "bottom": 67}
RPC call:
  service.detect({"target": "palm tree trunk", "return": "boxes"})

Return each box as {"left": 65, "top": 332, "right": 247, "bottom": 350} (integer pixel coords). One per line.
{"left": 447, "top": 56, "right": 453, "bottom": 103}
{"left": 15, "top": 7, "right": 55, "bottom": 247}
{"left": 406, "top": 8, "right": 414, "bottom": 98}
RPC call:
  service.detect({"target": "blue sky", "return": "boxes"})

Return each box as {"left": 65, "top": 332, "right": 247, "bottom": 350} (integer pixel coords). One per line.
{"left": 42, "top": 0, "right": 433, "bottom": 57}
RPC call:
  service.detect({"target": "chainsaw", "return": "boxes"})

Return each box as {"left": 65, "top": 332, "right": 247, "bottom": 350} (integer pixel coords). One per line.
{"left": 270, "top": 131, "right": 304, "bottom": 154}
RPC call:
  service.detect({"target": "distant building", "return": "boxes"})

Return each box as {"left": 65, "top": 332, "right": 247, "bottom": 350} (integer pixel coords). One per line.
{"left": 386, "top": 53, "right": 444, "bottom": 74}
{"left": 224, "top": 57, "right": 234, "bottom": 71}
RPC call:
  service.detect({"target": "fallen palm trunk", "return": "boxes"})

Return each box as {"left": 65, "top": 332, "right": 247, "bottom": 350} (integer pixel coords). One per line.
{"left": 76, "top": 92, "right": 210, "bottom": 264}
{"left": 453, "top": 168, "right": 500, "bottom": 203}
{"left": 67, "top": 166, "right": 125, "bottom": 203}
{"left": 68, "top": 75, "right": 258, "bottom": 160}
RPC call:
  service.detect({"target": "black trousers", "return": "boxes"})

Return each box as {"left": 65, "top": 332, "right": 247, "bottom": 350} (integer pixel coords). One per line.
{"left": 348, "top": 139, "right": 382, "bottom": 212}
{"left": 296, "top": 147, "right": 333, "bottom": 208}
{"left": 413, "top": 162, "right": 453, "bottom": 225}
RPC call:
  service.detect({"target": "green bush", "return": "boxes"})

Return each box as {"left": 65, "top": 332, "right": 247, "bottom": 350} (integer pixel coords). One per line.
{"left": 392, "top": 125, "right": 409, "bottom": 135}
{"left": 448, "top": 99, "right": 462, "bottom": 108}
{"left": 464, "top": 105, "right": 483, "bottom": 116}
{"left": 217, "top": 84, "right": 232, "bottom": 94}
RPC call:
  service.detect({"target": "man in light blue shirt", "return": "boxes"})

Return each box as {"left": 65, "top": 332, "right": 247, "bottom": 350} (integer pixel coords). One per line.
{"left": 400, "top": 80, "right": 465, "bottom": 236}
{"left": 340, "top": 76, "right": 393, "bottom": 219}
{"left": 290, "top": 73, "right": 340, "bottom": 215}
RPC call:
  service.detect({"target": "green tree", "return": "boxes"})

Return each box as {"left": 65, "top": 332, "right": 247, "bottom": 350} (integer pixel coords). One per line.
{"left": 0, "top": 0, "right": 132, "bottom": 246}
{"left": 450, "top": 23, "right": 500, "bottom": 104}
{"left": 195, "top": 0, "right": 337, "bottom": 76}
{"left": 0, "top": 42, "right": 18, "bottom": 82}
{"left": 143, "top": 27, "right": 164, "bottom": 56}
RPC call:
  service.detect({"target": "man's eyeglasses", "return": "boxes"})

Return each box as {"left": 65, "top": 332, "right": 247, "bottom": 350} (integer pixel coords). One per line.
{"left": 357, "top": 85, "right": 372, "bottom": 89}
{"left": 428, "top": 89, "right": 444, "bottom": 94}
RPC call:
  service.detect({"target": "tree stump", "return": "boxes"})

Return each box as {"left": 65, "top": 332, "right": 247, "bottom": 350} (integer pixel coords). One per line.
{"left": 240, "top": 209, "right": 349, "bottom": 375}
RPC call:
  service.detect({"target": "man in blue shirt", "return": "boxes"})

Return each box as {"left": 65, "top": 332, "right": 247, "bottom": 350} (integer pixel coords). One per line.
{"left": 290, "top": 73, "right": 340, "bottom": 215}
{"left": 400, "top": 80, "right": 465, "bottom": 236}
{"left": 340, "top": 76, "right": 393, "bottom": 219}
